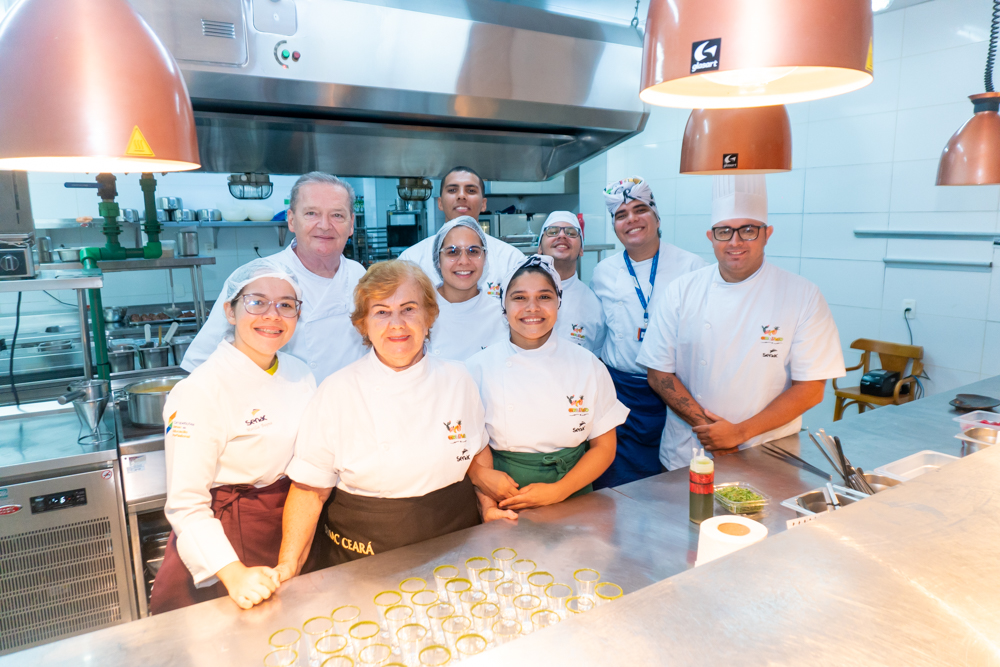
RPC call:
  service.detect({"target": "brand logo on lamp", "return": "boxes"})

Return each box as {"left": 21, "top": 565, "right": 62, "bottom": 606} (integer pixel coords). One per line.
{"left": 691, "top": 39, "right": 721, "bottom": 74}
{"left": 723, "top": 153, "right": 738, "bottom": 169}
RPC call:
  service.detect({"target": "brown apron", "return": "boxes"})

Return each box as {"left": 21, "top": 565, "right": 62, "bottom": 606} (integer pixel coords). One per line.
{"left": 320, "top": 476, "right": 480, "bottom": 567}
{"left": 149, "top": 476, "right": 291, "bottom": 615}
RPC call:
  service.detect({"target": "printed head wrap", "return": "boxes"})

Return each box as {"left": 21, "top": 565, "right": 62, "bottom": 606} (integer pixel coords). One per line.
{"left": 604, "top": 176, "right": 660, "bottom": 220}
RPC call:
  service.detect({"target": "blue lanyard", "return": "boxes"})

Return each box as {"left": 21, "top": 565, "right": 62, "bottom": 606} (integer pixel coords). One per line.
{"left": 623, "top": 249, "right": 659, "bottom": 324}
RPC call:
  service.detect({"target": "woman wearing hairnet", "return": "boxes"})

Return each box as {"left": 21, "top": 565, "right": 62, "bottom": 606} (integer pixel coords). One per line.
{"left": 149, "top": 259, "right": 317, "bottom": 613}
{"left": 426, "top": 216, "right": 507, "bottom": 360}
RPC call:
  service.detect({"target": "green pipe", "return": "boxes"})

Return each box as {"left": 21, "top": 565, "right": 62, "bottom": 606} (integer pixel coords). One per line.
{"left": 139, "top": 172, "right": 162, "bottom": 259}
{"left": 83, "top": 257, "right": 110, "bottom": 381}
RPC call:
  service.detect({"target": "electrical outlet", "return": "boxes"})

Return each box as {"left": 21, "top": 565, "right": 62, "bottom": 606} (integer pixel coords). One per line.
{"left": 903, "top": 299, "right": 916, "bottom": 318}
{"left": 203, "top": 242, "right": 213, "bottom": 254}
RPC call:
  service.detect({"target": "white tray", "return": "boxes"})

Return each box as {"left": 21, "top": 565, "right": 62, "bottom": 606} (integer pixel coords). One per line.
{"left": 874, "top": 450, "right": 958, "bottom": 482}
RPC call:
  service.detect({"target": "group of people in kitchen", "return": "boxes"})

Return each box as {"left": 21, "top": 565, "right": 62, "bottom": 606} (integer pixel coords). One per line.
{"left": 150, "top": 167, "right": 846, "bottom": 613}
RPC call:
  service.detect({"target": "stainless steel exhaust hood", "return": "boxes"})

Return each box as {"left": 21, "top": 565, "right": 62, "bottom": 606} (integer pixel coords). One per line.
{"left": 128, "top": 0, "right": 648, "bottom": 181}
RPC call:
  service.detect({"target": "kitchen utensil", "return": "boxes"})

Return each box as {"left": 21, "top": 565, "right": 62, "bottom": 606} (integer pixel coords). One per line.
{"left": 807, "top": 430, "right": 842, "bottom": 475}
{"left": 853, "top": 467, "right": 877, "bottom": 495}
{"left": 121, "top": 208, "right": 141, "bottom": 223}
{"left": 103, "top": 305, "right": 127, "bottom": 323}
{"left": 36, "top": 236, "right": 52, "bottom": 263}
{"left": 138, "top": 342, "right": 171, "bottom": 369}
{"left": 144, "top": 324, "right": 152, "bottom": 344}
{"left": 54, "top": 247, "right": 81, "bottom": 262}
{"left": 177, "top": 231, "right": 199, "bottom": 256}
{"left": 107, "top": 342, "right": 136, "bottom": 373}
{"left": 781, "top": 486, "right": 866, "bottom": 516}
{"left": 825, "top": 483, "right": 841, "bottom": 509}
{"left": 157, "top": 326, "right": 162, "bottom": 346}
{"left": 162, "top": 322, "right": 179, "bottom": 345}
{"left": 123, "top": 375, "right": 184, "bottom": 427}
{"left": 164, "top": 270, "right": 182, "bottom": 319}
{"left": 761, "top": 442, "right": 832, "bottom": 480}
{"left": 58, "top": 379, "right": 112, "bottom": 444}
{"left": 956, "top": 426, "right": 1000, "bottom": 446}
{"left": 142, "top": 209, "right": 171, "bottom": 223}
{"left": 167, "top": 197, "right": 183, "bottom": 210}
{"left": 171, "top": 208, "right": 196, "bottom": 222}
{"left": 38, "top": 340, "right": 72, "bottom": 352}
{"left": 155, "top": 196, "right": 172, "bottom": 210}
{"left": 197, "top": 208, "right": 222, "bottom": 222}
{"left": 169, "top": 335, "right": 194, "bottom": 366}
{"left": 950, "top": 393, "right": 1000, "bottom": 411}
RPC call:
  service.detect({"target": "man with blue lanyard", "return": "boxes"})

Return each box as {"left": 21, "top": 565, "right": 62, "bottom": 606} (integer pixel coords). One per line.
{"left": 589, "top": 177, "right": 707, "bottom": 489}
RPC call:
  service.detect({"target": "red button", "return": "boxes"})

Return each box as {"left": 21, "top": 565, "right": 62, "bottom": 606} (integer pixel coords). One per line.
{"left": 292, "top": 51, "right": 300, "bottom": 61}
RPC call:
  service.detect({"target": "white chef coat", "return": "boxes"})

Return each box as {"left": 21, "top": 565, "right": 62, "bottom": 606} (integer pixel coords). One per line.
{"left": 465, "top": 335, "right": 629, "bottom": 454}
{"left": 163, "top": 340, "right": 317, "bottom": 586}
{"left": 635, "top": 260, "right": 846, "bottom": 470}
{"left": 590, "top": 240, "right": 707, "bottom": 374}
{"left": 554, "top": 273, "right": 606, "bottom": 355}
{"left": 397, "top": 234, "right": 526, "bottom": 299}
{"left": 428, "top": 290, "right": 507, "bottom": 361}
{"left": 181, "top": 243, "right": 367, "bottom": 382}
{"left": 286, "top": 349, "right": 488, "bottom": 498}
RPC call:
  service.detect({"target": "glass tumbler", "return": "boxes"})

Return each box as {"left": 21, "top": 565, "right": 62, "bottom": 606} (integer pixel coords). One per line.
{"left": 477, "top": 568, "right": 504, "bottom": 602}
{"left": 320, "top": 656, "right": 354, "bottom": 667}
{"left": 264, "top": 648, "right": 298, "bottom": 667}
{"left": 374, "top": 591, "right": 404, "bottom": 638}
{"left": 349, "top": 621, "right": 381, "bottom": 654}
{"left": 544, "top": 583, "right": 573, "bottom": 619}
{"left": 491, "top": 547, "right": 517, "bottom": 579}
{"left": 530, "top": 609, "right": 561, "bottom": 632}
{"left": 594, "top": 582, "right": 624, "bottom": 605}
{"left": 573, "top": 568, "right": 600, "bottom": 601}
{"left": 432, "top": 565, "right": 460, "bottom": 598}
{"left": 418, "top": 645, "right": 452, "bottom": 667}
{"left": 527, "top": 572, "right": 554, "bottom": 600}
{"left": 426, "top": 602, "right": 455, "bottom": 643}
{"left": 269, "top": 628, "right": 302, "bottom": 651}
{"left": 459, "top": 589, "right": 487, "bottom": 618}
{"left": 511, "top": 559, "right": 536, "bottom": 587}
{"left": 454, "top": 634, "right": 487, "bottom": 661}
{"left": 396, "top": 623, "right": 429, "bottom": 667}
{"left": 444, "top": 578, "right": 472, "bottom": 609}
{"left": 494, "top": 581, "right": 522, "bottom": 619}
{"left": 512, "top": 594, "right": 541, "bottom": 633}
{"left": 399, "top": 577, "right": 427, "bottom": 596}
{"left": 565, "top": 596, "right": 595, "bottom": 615}
{"left": 464, "top": 557, "right": 490, "bottom": 588}
{"left": 357, "top": 643, "right": 392, "bottom": 667}
{"left": 303, "top": 616, "right": 336, "bottom": 667}
{"left": 441, "top": 615, "right": 472, "bottom": 651}
{"left": 410, "top": 589, "right": 439, "bottom": 625}
{"left": 492, "top": 619, "right": 521, "bottom": 646}
{"left": 316, "top": 634, "right": 350, "bottom": 661}
{"left": 332, "top": 605, "right": 363, "bottom": 641}
{"left": 469, "top": 601, "right": 500, "bottom": 641}
{"left": 384, "top": 605, "right": 414, "bottom": 651}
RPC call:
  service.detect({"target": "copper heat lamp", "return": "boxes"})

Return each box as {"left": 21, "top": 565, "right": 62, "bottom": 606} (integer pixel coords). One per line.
{"left": 680, "top": 106, "right": 792, "bottom": 174}
{"left": 0, "top": 0, "right": 199, "bottom": 173}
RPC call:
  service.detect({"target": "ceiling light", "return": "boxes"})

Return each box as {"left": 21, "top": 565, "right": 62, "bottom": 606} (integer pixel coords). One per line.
{"left": 680, "top": 106, "right": 792, "bottom": 175}
{"left": 640, "top": 0, "right": 874, "bottom": 109}
{"left": 872, "top": 0, "right": 894, "bottom": 12}
{"left": 0, "top": 0, "right": 200, "bottom": 173}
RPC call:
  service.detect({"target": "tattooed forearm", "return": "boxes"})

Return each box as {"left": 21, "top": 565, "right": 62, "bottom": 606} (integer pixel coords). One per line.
{"left": 647, "top": 369, "right": 711, "bottom": 426}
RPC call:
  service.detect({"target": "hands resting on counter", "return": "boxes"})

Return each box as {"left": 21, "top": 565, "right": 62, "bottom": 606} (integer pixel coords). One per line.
{"left": 216, "top": 561, "right": 282, "bottom": 610}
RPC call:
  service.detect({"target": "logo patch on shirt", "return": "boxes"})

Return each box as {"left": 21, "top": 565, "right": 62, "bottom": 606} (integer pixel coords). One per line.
{"left": 570, "top": 324, "right": 586, "bottom": 343}
{"left": 572, "top": 421, "right": 586, "bottom": 433}
{"left": 760, "top": 325, "right": 785, "bottom": 345}
{"left": 763, "top": 348, "right": 779, "bottom": 358}
{"left": 456, "top": 447, "right": 471, "bottom": 463}
{"left": 566, "top": 395, "right": 589, "bottom": 414}
{"left": 165, "top": 411, "right": 194, "bottom": 439}
{"left": 245, "top": 408, "right": 271, "bottom": 430}
{"left": 444, "top": 420, "right": 467, "bottom": 441}
{"left": 486, "top": 282, "right": 501, "bottom": 298}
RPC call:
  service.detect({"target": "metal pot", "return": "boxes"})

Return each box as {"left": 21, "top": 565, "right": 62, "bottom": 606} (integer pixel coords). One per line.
{"left": 177, "top": 231, "right": 199, "bottom": 256}
{"left": 169, "top": 335, "right": 195, "bottom": 365}
{"left": 172, "top": 208, "right": 196, "bottom": 222}
{"left": 103, "top": 306, "right": 127, "bottom": 323}
{"left": 121, "top": 208, "right": 141, "bottom": 223}
{"left": 138, "top": 343, "right": 171, "bottom": 369}
{"left": 124, "top": 376, "right": 184, "bottom": 428}
{"left": 55, "top": 247, "right": 81, "bottom": 262}
{"left": 197, "top": 208, "right": 222, "bottom": 222}
{"left": 108, "top": 342, "right": 136, "bottom": 373}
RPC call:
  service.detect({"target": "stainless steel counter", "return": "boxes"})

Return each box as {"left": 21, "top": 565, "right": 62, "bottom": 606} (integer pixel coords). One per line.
{"left": 0, "top": 408, "right": 117, "bottom": 481}
{"left": 5, "top": 375, "right": 1000, "bottom": 665}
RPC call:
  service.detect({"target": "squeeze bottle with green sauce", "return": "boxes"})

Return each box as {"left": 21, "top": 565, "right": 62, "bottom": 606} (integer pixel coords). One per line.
{"left": 689, "top": 447, "right": 714, "bottom": 524}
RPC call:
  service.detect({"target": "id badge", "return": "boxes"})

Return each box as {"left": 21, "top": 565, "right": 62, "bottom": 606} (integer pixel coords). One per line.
{"left": 637, "top": 327, "right": 646, "bottom": 342}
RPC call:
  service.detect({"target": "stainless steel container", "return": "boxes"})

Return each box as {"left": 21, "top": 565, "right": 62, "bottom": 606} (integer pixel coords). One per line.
{"left": 54, "top": 247, "right": 80, "bottom": 262}
{"left": 37, "top": 236, "right": 52, "bottom": 263}
{"left": 103, "top": 306, "right": 127, "bottom": 323}
{"left": 156, "top": 196, "right": 182, "bottom": 211}
{"left": 121, "top": 208, "right": 141, "bottom": 223}
{"left": 197, "top": 208, "right": 222, "bottom": 222}
{"left": 124, "top": 376, "right": 184, "bottom": 428}
{"left": 142, "top": 209, "right": 170, "bottom": 223}
{"left": 169, "top": 335, "right": 195, "bottom": 365}
{"left": 138, "top": 343, "right": 171, "bottom": 369}
{"left": 108, "top": 343, "right": 136, "bottom": 373}
{"left": 171, "top": 208, "right": 196, "bottom": 222}
{"left": 177, "top": 231, "right": 199, "bottom": 256}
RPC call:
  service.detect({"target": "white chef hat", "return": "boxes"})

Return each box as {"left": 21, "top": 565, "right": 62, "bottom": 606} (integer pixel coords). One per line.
{"left": 221, "top": 257, "right": 302, "bottom": 303}
{"left": 499, "top": 254, "right": 563, "bottom": 313}
{"left": 711, "top": 175, "right": 768, "bottom": 226}
{"left": 539, "top": 211, "right": 583, "bottom": 240}
{"left": 432, "top": 215, "right": 489, "bottom": 279}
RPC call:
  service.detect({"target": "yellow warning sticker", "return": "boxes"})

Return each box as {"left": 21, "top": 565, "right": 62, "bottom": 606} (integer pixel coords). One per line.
{"left": 865, "top": 37, "right": 873, "bottom": 73}
{"left": 125, "top": 126, "right": 155, "bottom": 157}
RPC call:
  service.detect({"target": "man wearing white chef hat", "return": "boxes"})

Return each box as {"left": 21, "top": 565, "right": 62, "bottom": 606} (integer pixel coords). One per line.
{"left": 636, "top": 174, "right": 846, "bottom": 470}
{"left": 397, "top": 166, "right": 525, "bottom": 299}
{"left": 182, "top": 172, "right": 367, "bottom": 382}
{"left": 537, "top": 211, "right": 606, "bottom": 355}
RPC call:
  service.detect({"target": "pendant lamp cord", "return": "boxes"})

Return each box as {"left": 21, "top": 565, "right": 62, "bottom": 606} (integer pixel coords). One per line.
{"left": 987, "top": 0, "right": 999, "bottom": 92}
{"left": 630, "top": 0, "right": 640, "bottom": 29}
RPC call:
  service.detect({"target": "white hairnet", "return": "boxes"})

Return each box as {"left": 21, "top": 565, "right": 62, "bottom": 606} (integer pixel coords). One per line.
{"left": 711, "top": 175, "right": 768, "bottom": 225}
{"left": 221, "top": 258, "right": 302, "bottom": 303}
{"left": 539, "top": 211, "right": 583, "bottom": 240}
{"left": 499, "top": 254, "right": 563, "bottom": 312}
{"left": 432, "top": 215, "right": 489, "bottom": 279}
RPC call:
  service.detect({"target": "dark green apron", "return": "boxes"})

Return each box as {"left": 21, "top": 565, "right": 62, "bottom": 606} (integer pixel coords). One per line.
{"left": 491, "top": 443, "right": 592, "bottom": 497}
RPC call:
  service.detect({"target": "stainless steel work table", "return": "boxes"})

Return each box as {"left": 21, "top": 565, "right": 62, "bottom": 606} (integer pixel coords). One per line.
{"left": 6, "top": 375, "right": 1000, "bottom": 665}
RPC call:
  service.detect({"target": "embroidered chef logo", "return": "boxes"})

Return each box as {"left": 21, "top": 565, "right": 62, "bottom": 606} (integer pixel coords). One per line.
{"left": 760, "top": 325, "right": 784, "bottom": 345}
{"left": 165, "top": 411, "right": 194, "bottom": 439}
{"left": 572, "top": 421, "right": 587, "bottom": 433}
{"left": 245, "top": 408, "right": 271, "bottom": 430}
{"left": 444, "top": 420, "right": 466, "bottom": 442}
{"left": 763, "top": 349, "right": 779, "bottom": 358}
{"left": 566, "top": 395, "right": 589, "bottom": 414}
{"left": 456, "top": 447, "right": 471, "bottom": 463}
{"left": 570, "top": 324, "right": 586, "bottom": 342}
{"left": 691, "top": 38, "right": 721, "bottom": 73}
{"left": 486, "top": 282, "right": 501, "bottom": 298}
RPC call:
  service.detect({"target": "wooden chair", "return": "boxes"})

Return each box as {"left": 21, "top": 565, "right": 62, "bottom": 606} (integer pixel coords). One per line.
{"left": 832, "top": 339, "right": 924, "bottom": 421}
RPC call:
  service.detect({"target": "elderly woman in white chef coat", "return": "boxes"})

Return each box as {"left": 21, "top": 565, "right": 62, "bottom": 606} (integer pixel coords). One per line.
{"left": 426, "top": 216, "right": 508, "bottom": 360}
{"left": 274, "top": 260, "right": 511, "bottom": 575}
{"left": 149, "top": 259, "right": 317, "bottom": 614}
{"left": 466, "top": 255, "right": 629, "bottom": 511}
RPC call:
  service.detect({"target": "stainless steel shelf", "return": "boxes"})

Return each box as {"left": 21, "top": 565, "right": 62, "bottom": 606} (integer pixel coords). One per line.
{"left": 40, "top": 256, "right": 215, "bottom": 272}
{"left": 0, "top": 269, "right": 103, "bottom": 293}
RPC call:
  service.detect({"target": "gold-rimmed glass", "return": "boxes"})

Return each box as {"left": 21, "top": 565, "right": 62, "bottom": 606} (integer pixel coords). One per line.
{"left": 410, "top": 589, "right": 438, "bottom": 625}
{"left": 454, "top": 634, "right": 487, "bottom": 660}
{"left": 264, "top": 648, "right": 298, "bottom": 667}
{"left": 332, "top": 605, "right": 362, "bottom": 639}
{"left": 316, "top": 634, "right": 350, "bottom": 660}
{"left": 357, "top": 643, "right": 392, "bottom": 667}
{"left": 444, "top": 577, "right": 472, "bottom": 608}
{"left": 459, "top": 588, "right": 487, "bottom": 618}
{"left": 432, "top": 565, "right": 460, "bottom": 597}
{"left": 566, "top": 595, "right": 595, "bottom": 614}
{"left": 513, "top": 594, "right": 542, "bottom": 633}
{"left": 490, "top": 547, "right": 517, "bottom": 579}
{"left": 399, "top": 577, "right": 427, "bottom": 596}
{"left": 530, "top": 609, "right": 561, "bottom": 632}
{"left": 396, "top": 623, "right": 428, "bottom": 667}
{"left": 544, "top": 583, "right": 573, "bottom": 618}
{"left": 527, "top": 571, "right": 554, "bottom": 600}
{"left": 418, "top": 645, "right": 452, "bottom": 666}
{"left": 320, "top": 656, "right": 354, "bottom": 667}
{"left": 303, "top": 616, "right": 335, "bottom": 666}
{"left": 594, "top": 582, "right": 624, "bottom": 605}
{"left": 269, "top": 627, "right": 302, "bottom": 650}
{"left": 441, "top": 615, "right": 472, "bottom": 650}
{"left": 374, "top": 590, "right": 404, "bottom": 637}
{"left": 469, "top": 601, "right": 500, "bottom": 640}
{"left": 464, "top": 557, "right": 490, "bottom": 588}
{"left": 511, "top": 559, "right": 536, "bottom": 586}
{"left": 492, "top": 619, "right": 521, "bottom": 645}
{"left": 384, "top": 605, "right": 413, "bottom": 650}
{"left": 573, "top": 568, "right": 600, "bottom": 600}
{"left": 349, "top": 621, "right": 381, "bottom": 653}
{"left": 477, "top": 568, "right": 504, "bottom": 602}
{"left": 426, "top": 602, "right": 455, "bottom": 643}
{"left": 495, "top": 580, "right": 521, "bottom": 619}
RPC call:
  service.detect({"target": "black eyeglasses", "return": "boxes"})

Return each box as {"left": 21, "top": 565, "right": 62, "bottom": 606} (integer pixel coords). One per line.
{"left": 542, "top": 226, "right": 581, "bottom": 238}
{"left": 241, "top": 294, "right": 302, "bottom": 318}
{"left": 711, "top": 224, "right": 767, "bottom": 242}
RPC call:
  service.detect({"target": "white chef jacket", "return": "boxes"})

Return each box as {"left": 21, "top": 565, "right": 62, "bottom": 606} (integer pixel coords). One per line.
{"left": 590, "top": 240, "right": 707, "bottom": 374}
{"left": 163, "top": 340, "right": 317, "bottom": 586}
{"left": 181, "top": 243, "right": 367, "bottom": 382}
{"left": 397, "top": 234, "right": 526, "bottom": 299}
{"left": 428, "top": 290, "right": 507, "bottom": 361}
{"left": 465, "top": 335, "right": 629, "bottom": 454}
{"left": 635, "top": 260, "right": 846, "bottom": 470}
{"left": 554, "top": 273, "right": 606, "bottom": 355}
{"left": 286, "top": 350, "right": 488, "bottom": 498}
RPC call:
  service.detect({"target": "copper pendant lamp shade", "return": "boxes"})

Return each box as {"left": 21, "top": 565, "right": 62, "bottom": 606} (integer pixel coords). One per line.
{"left": 0, "top": 0, "right": 199, "bottom": 173}
{"left": 641, "top": 0, "right": 874, "bottom": 109}
{"left": 936, "top": 94, "right": 1000, "bottom": 186}
{"left": 680, "top": 106, "right": 791, "bottom": 175}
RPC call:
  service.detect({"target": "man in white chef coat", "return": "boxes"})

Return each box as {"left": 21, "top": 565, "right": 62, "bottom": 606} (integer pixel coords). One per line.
{"left": 537, "top": 211, "right": 605, "bottom": 355}
{"left": 636, "top": 175, "right": 846, "bottom": 470}
{"left": 181, "top": 172, "right": 367, "bottom": 382}
{"left": 397, "top": 166, "right": 524, "bottom": 297}
{"left": 589, "top": 177, "right": 707, "bottom": 488}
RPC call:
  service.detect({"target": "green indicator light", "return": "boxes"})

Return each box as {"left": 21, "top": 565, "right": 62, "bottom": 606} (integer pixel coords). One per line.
{"left": 281, "top": 49, "right": 290, "bottom": 59}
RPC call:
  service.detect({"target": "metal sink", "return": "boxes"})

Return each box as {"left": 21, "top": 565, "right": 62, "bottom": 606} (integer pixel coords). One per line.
{"left": 782, "top": 485, "right": 869, "bottom": 516}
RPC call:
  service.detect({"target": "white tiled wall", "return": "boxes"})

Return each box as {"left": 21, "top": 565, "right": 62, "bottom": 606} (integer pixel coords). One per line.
{"left": 576, "top": 0, "right": 1000, "bottom": 424}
